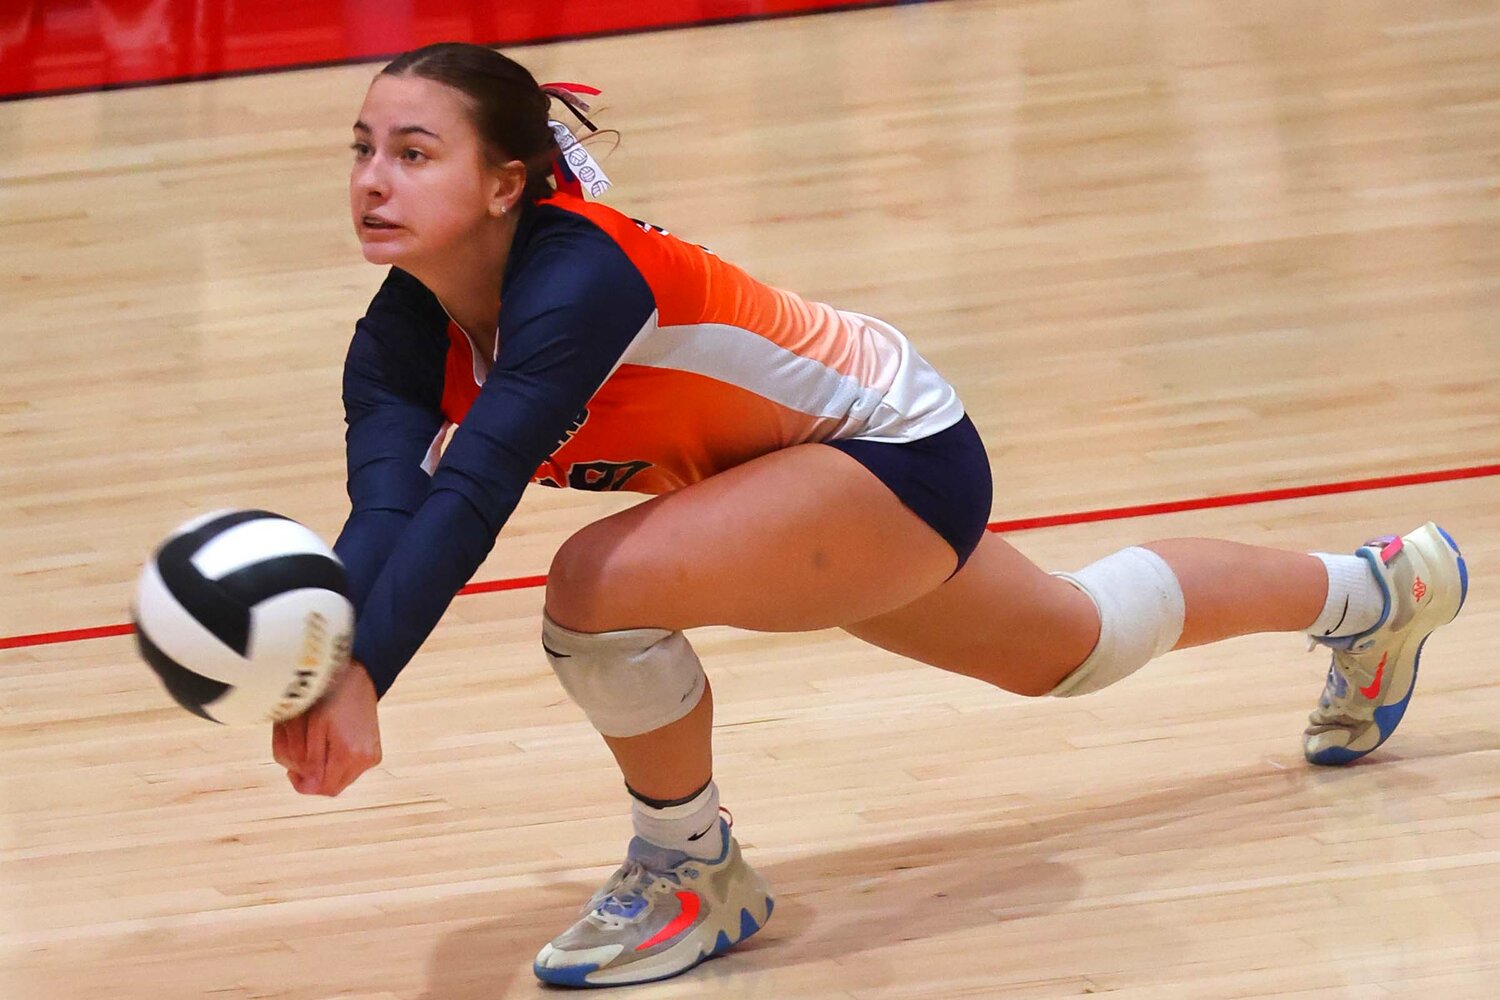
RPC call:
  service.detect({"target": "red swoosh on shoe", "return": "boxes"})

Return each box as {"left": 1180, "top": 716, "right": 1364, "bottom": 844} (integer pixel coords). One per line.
{"left": 1359, "top": 653, "right": 1387, "bottom": 699}
{"left": 636, "top": 891, "right": 701, "bottom": 952}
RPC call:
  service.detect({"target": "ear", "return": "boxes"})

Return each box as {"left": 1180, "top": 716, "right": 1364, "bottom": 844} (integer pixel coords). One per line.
{"left": 488, "top": 159, "right": 528, "bottom": 217}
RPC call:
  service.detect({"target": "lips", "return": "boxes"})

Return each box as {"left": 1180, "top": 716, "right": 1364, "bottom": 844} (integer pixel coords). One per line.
{"left": 361, "top": 215, "right": 400, "bottom": 230}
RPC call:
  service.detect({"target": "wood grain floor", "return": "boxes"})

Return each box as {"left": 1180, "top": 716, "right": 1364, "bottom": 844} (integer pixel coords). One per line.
{"left": 2, "top": 1, "right": 1498, "bottom": 996}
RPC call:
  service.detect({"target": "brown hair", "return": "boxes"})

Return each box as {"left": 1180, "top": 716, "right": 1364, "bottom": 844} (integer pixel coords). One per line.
{"left": 381, "top": 42, "right": 564, "bottom": 202}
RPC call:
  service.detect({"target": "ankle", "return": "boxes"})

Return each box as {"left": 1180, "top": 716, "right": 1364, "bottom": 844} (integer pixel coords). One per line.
{"left": 630, "top": 779, "right": 724, "bottom": 859}
{"left": 1308, "top": 552, "right": 1386, "bottom": 639}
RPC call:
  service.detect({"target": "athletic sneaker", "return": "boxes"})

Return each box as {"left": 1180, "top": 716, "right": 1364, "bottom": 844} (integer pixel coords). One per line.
{"left": 533, "top": 818, "right": 774, "bottom": 987}
{"left": 1304, "top": 522, "right": 1468, "bottom": 765}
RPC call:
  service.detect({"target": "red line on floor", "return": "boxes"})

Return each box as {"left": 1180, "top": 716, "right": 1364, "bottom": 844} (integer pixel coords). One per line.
{"left": 984, "top": 462, "right": 1500, "bottom": 533}
{"left": 460, "top": 574, "right": 550, "bottom": 596}
{"left": 3, "top": 461, "right": 1495, "bottom": 652}
{"left": 0, "top": 623, "right": 136, "bottom": 650}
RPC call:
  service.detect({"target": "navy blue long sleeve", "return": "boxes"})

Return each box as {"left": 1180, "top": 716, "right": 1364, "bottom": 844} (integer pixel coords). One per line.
{"left": 344, "top": 209, "right": 657, "bottom": 697}
{"left": 331, "top": 268, "right": 448, "bottom": 615}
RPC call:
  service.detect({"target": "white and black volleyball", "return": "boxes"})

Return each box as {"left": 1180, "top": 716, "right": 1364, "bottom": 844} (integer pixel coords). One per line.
{"left": 132, "top": 509, "right": 354, "bottom": 725}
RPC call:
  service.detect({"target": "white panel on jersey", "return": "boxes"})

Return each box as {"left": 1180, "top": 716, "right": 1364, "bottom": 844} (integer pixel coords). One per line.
{"left": 624, "top": 321, "right": 885, "bottom": 422}
{"left": 622, "top": 312, "right": 964, "bottom": 444}
{"left": 190, "top": 517, "right": 337, "bottom": 581}
{"left": 843, "top": 312, "right": 966, "bottom": 442}
{"left": 421, "top": 421, "right": 452, "bottom": 476}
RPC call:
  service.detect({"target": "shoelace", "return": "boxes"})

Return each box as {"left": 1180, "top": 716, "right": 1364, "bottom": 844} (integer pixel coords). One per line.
{"left": 585, "top": 860, "right": 680, "bottom": 919}
{"left": 1331, "top": 649, "right": 1381, "bottom": 693}
{"left": 1311, "top": 661, "right": 1370, "bottom": 726}
{"left": 582, "top": 807, "right": 737, "bottom": 920}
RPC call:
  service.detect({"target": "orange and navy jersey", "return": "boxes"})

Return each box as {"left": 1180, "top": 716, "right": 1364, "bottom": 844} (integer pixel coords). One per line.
{"left": 434, "top": 193, "right": 962, "bottom": 494}
{"left": 337, "top": 193, "right": 962, "bottom": 694}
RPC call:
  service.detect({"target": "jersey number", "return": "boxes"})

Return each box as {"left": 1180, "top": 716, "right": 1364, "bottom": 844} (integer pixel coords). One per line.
{"left": 538, "top": 460, "right": 652, "bottom": 492}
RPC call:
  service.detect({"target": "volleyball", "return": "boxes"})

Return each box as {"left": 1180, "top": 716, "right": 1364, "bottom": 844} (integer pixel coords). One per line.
{"left": 132, "top": 509, "right": 354, "bottom": 725}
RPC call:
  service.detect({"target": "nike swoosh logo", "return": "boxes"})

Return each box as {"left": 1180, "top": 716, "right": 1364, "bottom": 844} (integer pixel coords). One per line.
{"left": 635, "top": 891, "right": 701, "bottom": 952}
{"left": 686, "top": 822, "right": 716, "bottom": 842}
{"left": 1322, "top": 596, "right": 1350, "bottom": 636}
{"left": 542, "top": 643, "right": 571, "bottom": 659}
{"left": 1359, "top": 652, "right": 1387, "bottom": 699}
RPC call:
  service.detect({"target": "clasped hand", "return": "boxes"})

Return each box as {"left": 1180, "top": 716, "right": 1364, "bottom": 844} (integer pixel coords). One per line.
{"left": 271, "top": 660, "right": 382, "bottom": 796}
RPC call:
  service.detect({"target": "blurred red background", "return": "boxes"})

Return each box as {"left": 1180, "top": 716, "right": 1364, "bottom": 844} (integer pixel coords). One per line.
{"left": 0, "top": 0, "right": 890, "bottom": 100}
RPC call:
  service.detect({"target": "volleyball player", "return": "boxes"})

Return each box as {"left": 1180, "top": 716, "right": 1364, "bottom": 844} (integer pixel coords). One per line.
{"left": 270, "top": 42, "right": 1468, "bottom": 987}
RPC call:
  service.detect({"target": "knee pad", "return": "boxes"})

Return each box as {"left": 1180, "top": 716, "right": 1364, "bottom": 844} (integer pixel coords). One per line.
{"left": 541, "top": 613, "right": 708, "bottom": 737}
{"left": 1048, "top": 546, "right": 1185, "bottom": 697}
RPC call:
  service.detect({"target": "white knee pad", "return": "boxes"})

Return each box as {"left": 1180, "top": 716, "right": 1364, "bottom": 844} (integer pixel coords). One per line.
{"left": 1048, "top": 546, "right": 1185, "bottom": 697}
{"left": 541, "top": 613, "right": 708, "bottom": 737}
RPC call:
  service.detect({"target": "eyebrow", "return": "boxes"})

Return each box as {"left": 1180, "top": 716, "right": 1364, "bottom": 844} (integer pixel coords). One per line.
{"left": 352, "top": 120, "right": 443, "bottom": 141}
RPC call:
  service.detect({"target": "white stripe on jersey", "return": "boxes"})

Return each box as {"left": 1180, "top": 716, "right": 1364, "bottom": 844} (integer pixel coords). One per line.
{"left": 622, "top": 312, "right": 963, "bottom": 443}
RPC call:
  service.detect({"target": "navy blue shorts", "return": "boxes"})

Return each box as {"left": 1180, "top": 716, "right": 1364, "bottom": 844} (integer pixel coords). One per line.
{"left": 824, "top": 414, "right": 993, "bottom": 572}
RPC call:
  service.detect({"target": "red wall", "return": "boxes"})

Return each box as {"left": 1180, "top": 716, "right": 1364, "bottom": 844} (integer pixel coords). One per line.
{"left": 0, "top": 0, "right": 901, "bottom": 100}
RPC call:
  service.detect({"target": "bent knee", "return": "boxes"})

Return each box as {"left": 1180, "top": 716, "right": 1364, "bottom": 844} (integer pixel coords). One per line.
{"left": 1003, "top": 672, "right": 1067, "bottom": 699}
{"left": 962, "top": 661, "right": 1067, "bottom": 699}
{"left": 546, "top": 522, "right": 652, "bottom": 632}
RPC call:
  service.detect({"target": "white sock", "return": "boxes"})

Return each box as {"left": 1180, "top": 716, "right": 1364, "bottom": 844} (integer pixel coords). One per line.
{"left": 631, "top": 780, "right": 724, "bottom": 860}
{"left": 1309, "top": 553, "right": 1386, "bottom": 638}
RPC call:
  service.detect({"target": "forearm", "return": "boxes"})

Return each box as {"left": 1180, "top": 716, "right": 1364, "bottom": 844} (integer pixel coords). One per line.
{"left": 334, "top": 506, "right": 417, "bottom": 616}
{"left": 351, "top": 487, "right": 504, "bottom": 697}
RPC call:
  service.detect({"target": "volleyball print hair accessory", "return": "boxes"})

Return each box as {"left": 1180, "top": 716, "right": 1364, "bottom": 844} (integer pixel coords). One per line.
{"left": 542, "top": 81, "right": 612, "bottom": 199}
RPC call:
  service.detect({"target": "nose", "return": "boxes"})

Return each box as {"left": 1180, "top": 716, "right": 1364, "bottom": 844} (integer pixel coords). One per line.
{"left": 352, "top": 153, "right": 389, "bottom": 201}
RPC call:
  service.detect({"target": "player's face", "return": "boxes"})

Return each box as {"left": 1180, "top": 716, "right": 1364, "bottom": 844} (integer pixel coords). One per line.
{"left": 348, "top": 74, "right": 498, "bottom": 267}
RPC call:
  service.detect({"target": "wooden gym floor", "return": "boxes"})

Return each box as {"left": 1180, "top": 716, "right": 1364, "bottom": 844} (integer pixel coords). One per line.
{"left": 2, "top": 1, "right": 1497, "bottom": 996}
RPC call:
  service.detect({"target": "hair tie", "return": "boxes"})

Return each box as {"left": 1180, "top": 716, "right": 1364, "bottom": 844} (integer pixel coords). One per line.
{"left": 541, "top": 81, "right": 601, "bottom": 133}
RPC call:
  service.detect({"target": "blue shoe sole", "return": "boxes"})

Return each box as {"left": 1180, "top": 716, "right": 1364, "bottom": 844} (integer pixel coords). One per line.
{"left": 1307, "top": 525, "right": 1468, "bottom": 767}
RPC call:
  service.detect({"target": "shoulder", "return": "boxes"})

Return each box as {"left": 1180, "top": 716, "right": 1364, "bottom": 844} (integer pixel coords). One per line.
{"left": 511, "top": 197, "right": 642, "bottom": 272}
{"left": 502, "top": 199, "right": 657, "bottom": 321}
{"left": 529, "top": 194, "right": 651, "bottom": 245}
{"left": 522, "top": 195, "right": 694, "bottom": 273}
{"left": 514, "top": 194, "right": 741, "bottom": 330}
